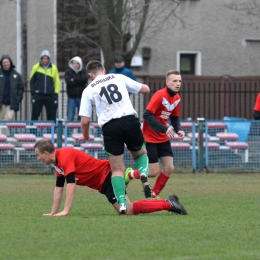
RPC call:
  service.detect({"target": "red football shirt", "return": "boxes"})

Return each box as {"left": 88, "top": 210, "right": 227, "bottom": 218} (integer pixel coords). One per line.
{"left": 254, "top": 93, "right": 260, "bottom": 112}
{"left": 142, "top": 87, "right": 181, "bottom": 143}
{"left": 54, "top": 148, "right": 110, "bottom": 191}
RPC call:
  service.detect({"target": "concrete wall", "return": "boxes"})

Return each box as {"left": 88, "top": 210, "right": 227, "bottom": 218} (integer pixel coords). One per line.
{"left": 135, "top": 0, "right": 260, "bottom": 77}
{"left": 0, "top": 0, "right": 19, "bottom": 71}
{"left": 27, "top": 0, "right": 57, "bottom": 77}
{"left": 0, "top": 0, "right": 56, "bottom": 79}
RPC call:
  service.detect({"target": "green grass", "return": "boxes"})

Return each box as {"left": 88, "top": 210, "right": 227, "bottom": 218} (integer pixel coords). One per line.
{"left": 0, "top": 173, "right": 259, "bottom": 260}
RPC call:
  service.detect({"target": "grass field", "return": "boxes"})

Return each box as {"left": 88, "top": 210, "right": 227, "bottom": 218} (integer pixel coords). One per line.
{"left": 0, "top": 173, "right": 259, "bottom": 260}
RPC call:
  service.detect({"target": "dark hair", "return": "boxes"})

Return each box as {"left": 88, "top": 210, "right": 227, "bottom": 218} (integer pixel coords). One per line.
{"left": 86, "top": 60, "right": 104, "bottom": 73}
{"left": 166, "top": 70, "right": 180, "bottom": 80}
{"left": 34, "top": 139, "right": 55, "bottom": 153}
{"left": 114, "top": 56, "right": 124, "bottom": 62}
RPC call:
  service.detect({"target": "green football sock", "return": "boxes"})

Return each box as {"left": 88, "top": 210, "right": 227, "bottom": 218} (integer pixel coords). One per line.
{"left": 135, "top": 154, "right": 149, "bottom": 177}
{"left": 111, "top": 176, "right": 126, "bottom": 205}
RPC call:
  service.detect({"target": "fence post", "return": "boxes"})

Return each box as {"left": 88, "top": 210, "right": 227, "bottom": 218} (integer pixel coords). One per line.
{"left": 191, "top": 121, "right": 197, "bottom": 173}
{"left": 57, "top": 119, "right": 64, "bottom": 148}
{"left": 197, "top": 117, "right": 205, "bottom": 172}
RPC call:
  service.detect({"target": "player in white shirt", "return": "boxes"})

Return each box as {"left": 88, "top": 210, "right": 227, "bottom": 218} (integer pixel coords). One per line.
{"left": 79, "top": 60, "right": 151, "bottom": 214}
{"left": 80, "top": 72, "right": 139, "bottom": 127}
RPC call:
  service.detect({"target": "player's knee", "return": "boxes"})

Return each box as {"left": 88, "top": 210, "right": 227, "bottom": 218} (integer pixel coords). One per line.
{"left": 149, "top": 169, "right": 160, "bottom": 177}
{"left": 163, "top": 166, "right": 174, "bottom": 177}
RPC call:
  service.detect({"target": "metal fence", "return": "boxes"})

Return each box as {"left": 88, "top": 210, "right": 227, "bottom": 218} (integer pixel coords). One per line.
{"left": 17, "top": 75, "right": 260, "bottom": 121}
{"left": 16, "top": 77, "right": 145, "bottom": 122}
{"left": 16, "top": 78, "right": 70, "bottom": 121}
{"left": 202, "top": 119, "right": 258, "bottom": 173}
{"left": 7, "top": 74, "right": 260, "bottom": 174}
{"left": 145, "top": 75, "right": 260, "bottom": 120}
{"left": 0, "top": 119, "right": 259, "bottom": 174}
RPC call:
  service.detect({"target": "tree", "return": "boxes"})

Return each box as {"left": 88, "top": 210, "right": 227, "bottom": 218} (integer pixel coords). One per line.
{"left": 57, "top": 0, "right": 181, "bottom": 71}
{"left": 57, "top": 0, "right": 100, "bottom": 71}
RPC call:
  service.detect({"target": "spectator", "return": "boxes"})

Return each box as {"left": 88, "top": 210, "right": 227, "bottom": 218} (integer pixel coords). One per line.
{"left": 109, "top": 56, "right": 136, "bottom": 81}
{"left": 30, "top": 50, "right": 60, "bottom": 121}
{"left": 0, "top": 55, "right": 24, "bottom": 120}
{"left": 253, "top": 93, "right": 260, "bottom": 120}
{"left": 64, "top": 56, "right": 89, "bottom": 121}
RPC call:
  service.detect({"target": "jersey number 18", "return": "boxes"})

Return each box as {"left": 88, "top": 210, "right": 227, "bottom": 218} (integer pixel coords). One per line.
{"left": 99, "top": 84, "right": 122, "bottom": 104}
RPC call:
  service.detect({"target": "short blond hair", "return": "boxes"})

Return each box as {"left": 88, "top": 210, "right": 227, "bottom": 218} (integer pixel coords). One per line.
{"left": 166, "top": 70, "right": 180, "bottom": 80}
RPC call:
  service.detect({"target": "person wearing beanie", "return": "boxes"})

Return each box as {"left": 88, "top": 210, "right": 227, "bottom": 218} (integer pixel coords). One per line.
{"left": 0, "top": 55, "right": 24, "bottom": 120}
{"left": 64, "top": 56, "right": 89, "bottom": 121}
{"left": 109, "top": 56, "right": 136, "bottom": 81}
{"left": 30, "top": 50, "right": 60, "bottom": 121}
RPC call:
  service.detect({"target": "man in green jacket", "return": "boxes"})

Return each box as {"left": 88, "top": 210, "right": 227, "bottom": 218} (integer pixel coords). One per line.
{"left": 0, "top": 55, "right": 24, "bottom": 120}
{"left": 30, "top": 50, "right": 60, "bottom": 121}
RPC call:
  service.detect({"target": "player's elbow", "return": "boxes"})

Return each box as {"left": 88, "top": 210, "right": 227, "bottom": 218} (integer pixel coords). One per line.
{"left": 140, "top": 84, "right": 150, "bottom": 94}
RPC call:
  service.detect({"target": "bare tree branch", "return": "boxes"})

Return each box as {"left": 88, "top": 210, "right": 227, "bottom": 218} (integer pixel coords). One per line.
{"left": 57, "top": 0, "right": 183, "bottom": 71}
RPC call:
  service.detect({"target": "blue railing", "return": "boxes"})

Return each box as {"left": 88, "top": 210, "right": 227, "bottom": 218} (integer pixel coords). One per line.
{"left": 0, "top": 119, "right": 259, "bottom": 173}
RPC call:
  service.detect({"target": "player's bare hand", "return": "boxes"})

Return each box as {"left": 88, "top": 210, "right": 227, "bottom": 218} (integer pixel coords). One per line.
{"left": 177, "top": 130, "right": 185, "bottom": 140}
{"left": 166, "top": 126, "right": 175, "bottom": 139}
{"left": 42, "top": 213, "right": 53, "bottom": 216}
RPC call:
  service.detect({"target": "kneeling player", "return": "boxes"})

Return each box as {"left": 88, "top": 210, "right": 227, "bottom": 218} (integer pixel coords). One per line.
{"left": 34, "top": 138, "right": 187, "bottom": 216}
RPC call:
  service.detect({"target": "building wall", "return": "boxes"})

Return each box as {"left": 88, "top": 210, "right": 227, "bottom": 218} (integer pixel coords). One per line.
{"left": 26, "top": 0, "right": 57, "bottom": 78}
{"left": 0, "top": 0, "right": 18, "bottom": 70}
{"left": 0, "top": 1, "right": 259, "bottom": 79}
{"left": 0, "top": 0, "right": 56, "bottom": 80}
{"left": 136, "top": 0, "right": 260, "bottom": 77}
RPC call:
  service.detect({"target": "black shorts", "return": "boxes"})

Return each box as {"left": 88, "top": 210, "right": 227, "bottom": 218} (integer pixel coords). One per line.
{"left": 99, "top": 172, "right": 127, "bottom": 205}
{"left": 102, "top": 115, "right": 145, "bottom": 156}
{"left": 146, "top": 141, "right": 173, "bottom": 163}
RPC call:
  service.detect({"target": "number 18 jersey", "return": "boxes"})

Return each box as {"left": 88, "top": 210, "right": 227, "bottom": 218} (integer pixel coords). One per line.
{"left": 79, "top": 74, "right": 142, "bottom": 127}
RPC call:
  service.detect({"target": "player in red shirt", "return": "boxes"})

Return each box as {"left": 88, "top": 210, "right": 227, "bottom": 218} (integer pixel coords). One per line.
{"left": 34, "top": 139, "right": 187, "bottom": 216}
{"left": 253, "top": 93, "right": 260, "bottom": 120}
{"left": 125, "top": 70, "right": 185, "bottom": 199}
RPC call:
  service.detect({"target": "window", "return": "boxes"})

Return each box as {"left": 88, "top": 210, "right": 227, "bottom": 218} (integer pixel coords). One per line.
{"left": 177, "top": 51, "right": 201, "bottom": 75}
{"left": 180, "top": 54, "right": 195, "bottom": 75}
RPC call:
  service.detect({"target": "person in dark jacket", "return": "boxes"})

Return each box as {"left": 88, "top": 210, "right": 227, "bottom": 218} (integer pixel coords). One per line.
{"left": 30, "top": 50, "right": 60, "bottom": 121}
{"left": 0, "top": 55, "right": 24, "bottom": 120}
{"left": 64, "top": 56, "right": 88, "bottom": 121}
{"left": 109, "top": 56, "right": 136, "bottom": 96}
{"left": 109, "top": 56, "right": 136, "bottom": 81}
